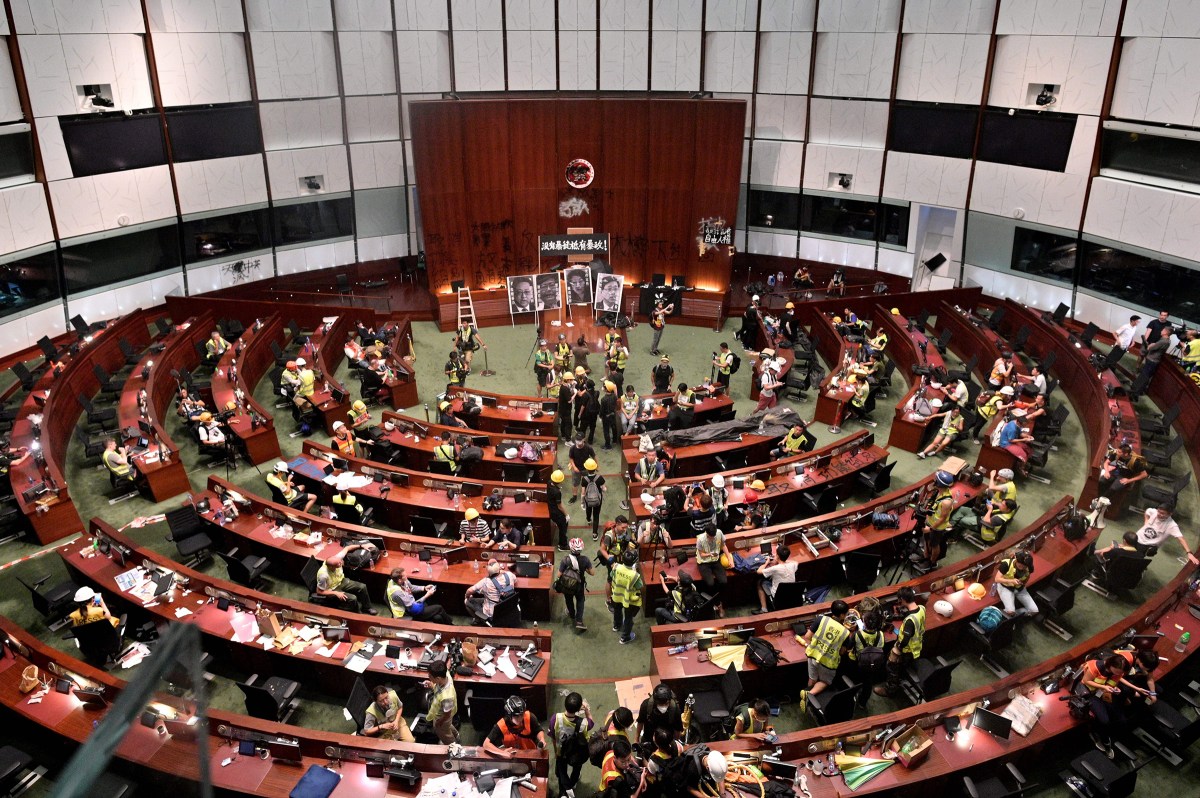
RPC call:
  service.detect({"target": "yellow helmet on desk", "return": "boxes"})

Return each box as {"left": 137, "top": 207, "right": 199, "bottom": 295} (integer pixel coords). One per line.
{"left": 750, "top": 479, "right": 766, "bottom": 491}
{"left": 966, "top": 582, "right": 987, "bottom": 600}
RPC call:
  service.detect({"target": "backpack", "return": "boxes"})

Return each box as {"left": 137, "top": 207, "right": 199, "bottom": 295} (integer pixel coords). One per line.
{"left": 728, "top": 352, "right": 741, "bottom": 374}
{"left": 657, "top": 745, "right": 710, "bottom": 798}
{"left": 854, "top": 631, "right": 887, "bottom": 675}
{"left": 583, "top": 475, "right": 603, "bottom": 507}
{"left": 558, "top": 715, "right": 590, "bottom": 766}
{"left": 871, "top": 511, "right": 900, "bottom": 529}
{"left": 555, "top": 555, "right": 584, "bottom": 596}
{"left": 745, "top": 636, "right": 780, "bottom": 669}
{"left": 518, "top": 441, "right": 539, "bottom": 462}
{"left": 490, "top": 575, "right": 516, "bottom": 599}
{"left": 976, "top": 606, "right": 1004, "bottom": 632}
{"left": 1063, "top": 508, "right": 1088, "bottom": 542}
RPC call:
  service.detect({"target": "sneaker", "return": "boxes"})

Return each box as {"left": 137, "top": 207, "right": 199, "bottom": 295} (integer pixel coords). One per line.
{"left": 569, "top": 496, "right": 578, "bottom": 504}
{"left": 619, "top": 633, "right": 637, "bottom": 644}
{"left": 575, "top": 621, "right": 587, "bottom": 632}
{"left": 797, "top": 690, "right": 808, "bottom": 714}
{"left": 872, "top": 685, "right": 892, "bottom": 697}
{"left": 592, "top": 531, "right": 599, "bottom": 541}
{"left": 619, "top": 501, "right": 631, "bottom": 510}
{"left": 612, "top": 625, "right": 620, "bottom": 632}
{"left": 916, "top": 452, "right": 926, "bottom": 459}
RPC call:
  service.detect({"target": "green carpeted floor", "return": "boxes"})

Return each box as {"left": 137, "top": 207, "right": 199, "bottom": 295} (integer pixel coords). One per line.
{"left": 1, "top": 313, "right": 1197, "bottom": 796}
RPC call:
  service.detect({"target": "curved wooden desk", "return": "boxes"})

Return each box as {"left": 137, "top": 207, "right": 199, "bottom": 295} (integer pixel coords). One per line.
{"left": 446, "top": 386, "right": 557, "bottom": 436}
{"left": 202, "top": 476, "right": 554, "bottom": 621}
{"left": 210, "top": 316, "right": 284, "bottom": 466}
{"left": 379, "top": 411, "right": 558, "bottom": 483}
{"left": 308, "top": 314, "right": 354, "bottom": 435}
{"left": 11, "top": 310, "right": 149, "bottom": 542}
{"left": 72, "top": 519, "right": 552, "bottom": 715}
{"left": 621, "top": 426, "right": 780, "bottom": 480}
{"left": 876, "top": 306, "right": 950, "bottom": 453}
{"left": 0, "top": 615, "right": 550, "bottom": 796}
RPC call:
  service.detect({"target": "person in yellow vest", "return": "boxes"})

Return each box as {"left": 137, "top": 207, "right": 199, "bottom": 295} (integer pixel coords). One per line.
{"left": 970, "top": 385, "right": 1013, "bottom": 442}
{"left": 386, "top": 567, "right": 452, "bottom": 624}
{"left": 598, "top": 738, "right": 640, "bottom": 794}
{"left": 294, "top": 357, "right": 316, "bottom": 402}
{"left": 347, "top": 399, "right": 373, "bottom": 432}
{"left": 917, "top": 403, "right": 964, "bottom": 459}
{"left": 995, "top": 549, "right": 1038, "bottom": 618}
{"left": 445, "top": 350, "right": 468, "bottom": 391}
{"left": 422, "top": 660, "right": 458, "bottom": 743}
{"left": 546, "top": 365, "right": 562, "bottom": 401}
{"left": 331, "top": 471, "right": 365, "bottom": 520}
{"left": 266, "top": 461, "right": 317, "bottom": 513}
{"left": 331, "top": 420, "right": 357, "bottom": 458}
{"left": 483, "top": 696, "right": 546, "bottom": 758}
{"left": 875, "top": 586, "right": 924, "bottom": 697}
{"left": 553, "top": 333, "right": 572, "bottom": 371}
{"left": 279, "top": 360, "right": 302, "bottom": 398}
{"left": 610, "top": 549, "right": 643, "bottom": 645}
{"left": 433, "top": 436, "right": 461, "bottom": 475}
{"left": 609, "top": 335, "right": 629, "bottom": 373}
{"left": 550, "top": 692, "right": 594, "bottom": 795}
{"left": 730, "top": 699, "right": 774, "bottom": 740}
{"left": 205, "top": 329, "right": 231, "bottom": 362}
{"left": 712, "top": 342, "right": 734, "bottom": 392}
{"left": 796, "top": 600, "right": 852, "bottom": 713}
{"left": 454, "top": 322, "right": 486, "bottom": 367}
{"left": 102, "top": 438, "right": 142, "bottom": 489}
{"left": 315, "top": 543, "right": 377, "bottom": 614}
{"left": 666, "top": 381, "right": 696, "bottom": 430}
{"left": 1182, "top": 328, "right": 1200, "bottom": 371}
{"left": 68, "top": 586, "right": 118, "bottom": 628}
{"left": 920, "top": 469, "right": 956, "bottom": 563}
{"left": 619, "top": 384, "right": 641, "bottom": 435}
{"left": 865, "top": 328, "right": 888, "bottom": 358}
{"left": 362, "top": 686, "right": 415, "bottom": 741}
{"left": 533, "top": 339, "right": 554, "bottom": 398}
{"left": 772, "top": 423, "right": 811, "bottom": 459}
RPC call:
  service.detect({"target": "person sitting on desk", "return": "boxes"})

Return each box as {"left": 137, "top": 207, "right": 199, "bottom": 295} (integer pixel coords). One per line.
{"left": 437, "top": 400, "right": 468, "bottom": 429}
{"left": 386, "top": 567, "right": 452, "bottom": 624}
{"left": 484, "top": 696, "right": 546, "bottom": 758}
{"left": 794, "top": 265, "right": 813, "bottom": 288}
{"left": 988, "top": 351, "right": 1014, "bottom": 388}
{"left": 315, "top": 543, "right": 377, "bottom": 614}
{"left": 1098, "top": 442, "right": 1148, "bottom": 499}
{"left": 205, "top": 329, "right": 231, "bottom": 362}
{"left": 362, "top": 685, "right": 415, "bottom": 741}
{"left": 917, "top": 403, "right": 964, "bottom": 459}
{"left": 176, "top": 388, "right": 206, "bottom": 424}
{"left": 995, "top": 549, "right": 1038, "bottom": 618}
{"left": 666, "top": 382, "right": 696, "bottom": 431}
{"left": 458, "top": 507, "right": 493, "bottom": 547}
{"left": 753, "top": 543, "right": 796, "bottom": 615}
{"left": 266, "top": 461, "right": 317, "bottom": 513}
{"left": 695, "top": 523, "right": 731, "bottom": 617}
{"left": 69, "top": 586, "right": 118, "bottom": 628}
{"left": 465, "top": 559, "right": 518, "bottom": 623}
{"left": 1133, "top": 503, "right": 1197, "bottom": 563}
{"left": 826, "top": 268, "right": 846, "bottom": 296}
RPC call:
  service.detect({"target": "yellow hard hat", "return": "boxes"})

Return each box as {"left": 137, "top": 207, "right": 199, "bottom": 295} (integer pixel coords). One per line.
{"left": 225, "top": 400, "right": 237, "bottom": 411}
{"left": 604, "top": 381, "right": 616, "bottom": 392}
{"left": 551, "top": 469, "right": 565, "bottom": 483}
{"left": 847, "top": 375, "right": 857, "bottom": 383}
{"left": 562, "top": 372, "right": 576, "bottom": 381}
{"left": 439, "top": 400, "right": 451, "bottom": 411}
{"left": 352, "top": 400, "right": 367, "bottom": 412}
{"left": 575, "top": 366, "right": 587, "bottom": 376}
{"left": 967, "top": 582, "right": 987, "bottom": 600}
{"left": 785, "top": 302, "right": 795, "bottom": 309}
{"left": 833, "top": 316, "right": 842, "bottom": 324}
{"left": 199, "top": 412, "right": 212, "bottom": 422}
{"left": 584, "top": 458, "right": 598, "bottom": 471}
{"left": 750, "top": 479, "right": 766, "bottom": 491}
{"left": 465, "top": 508, "right": 479, "bottom": 521}
{"left": 890, "top": 307, "right": 901, "bottom": 315}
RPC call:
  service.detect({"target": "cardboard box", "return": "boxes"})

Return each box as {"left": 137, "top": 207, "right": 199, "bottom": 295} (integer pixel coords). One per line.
{"left": 941, "top": 455, "right": 968, "bottom": 475}
{"left": 888, "top": 724, "right": 933, "bottom": 768}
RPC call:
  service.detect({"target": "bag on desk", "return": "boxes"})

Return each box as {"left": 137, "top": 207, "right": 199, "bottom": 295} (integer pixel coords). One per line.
{"left": 255, "top": 607, "right": 283, "bottom": 638}
{"left": 18, "top": 666, "right": 39, "bottom": 694}
{"left": 460, "top": 638, "right": 479, "bottom": 666}
{"left": 1000, "top": 694, "right": 1043, "bottom": 737}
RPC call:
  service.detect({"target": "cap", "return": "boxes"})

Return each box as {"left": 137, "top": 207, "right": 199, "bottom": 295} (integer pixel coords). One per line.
{"left": 562, "top": 372, "right": 576, "bottom": 381}
{"left": 622, "top": 549, "right": 639, "bottom": 566}
{"left": 929, "top": 398, "right": 943, "bottom": 408}
{"left": 332, "top": 420, "right": 345, "bottom": 430}
{"left": 465, "top": 508, "right": 479, "bottom": 521}
{"left": 551, "top": 469, "right": 565, "bottom": 483}
{"left": 539, "top": 339, "right": 547, "bottom": 346}
{"left": 640, "top": 492, "right": 656, "bottom": 506}
{"left": 584, "top": 458, "right": 598, "bottom": 471}
{"left": 999, "top": 386, "right": 1014, "bottom": 396}
{"left": 997, "top": 468, "right": 1014, "bottom": 480}
{"left": 751, "top": 295, "right": 760, "bottom": 302}
{"left": 199, "top": 412, "right": 213, "bottom": 423}
{"left": 708, "top": 752, "right": 727, "bottom": 781}
{"left": 73, "top": 586, "right": 96, "bottom": 603}
{"left": 295, "top": 357, "right": 306, "bottom": 366}
{"left": 833, "top": 316, "right": 843, "bottom": 324}
{"left": 225, "top": 400, "right": 237, "bottom": 411}
{"left": 504, "top": 447, "right": 518, "bottom": 459}
{"left": 712, "top": 474, "right": 725, "bottom": 488}
{"left": 569, "top": 537, "right": 584, "bottom": 552}
{"left": 352, "top": 400, "right": 367, "bottom": 412}
{"left": 750, "top": 479, "right": 766, "bottom": 491}
{"left": 275, "top": 461, "right": 289, "bottom": 473}
{"left": 785, "top": 302, "right": 795, "bottom": 309}
{"left": 761, "top": 348, "right": 776, "bottom": 357}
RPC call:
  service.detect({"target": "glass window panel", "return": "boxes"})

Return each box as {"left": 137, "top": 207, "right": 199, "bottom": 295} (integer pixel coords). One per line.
{"left": 879, "top": 203, "right": 909, "bottom": 247}
{"left": 61, "top": 225, "right": 181, "bottom": 294}
{"left": 0, "top": 127, "right": 35, "bottom": 181}
{"left": 1011, "top": 226, "right": 1077, "bottom": 285}
{"left": 1101, "top": 128, "right": 1200, "bottom": 186}
{"left": 273, "top": 197, "right": 355, "bottom": 246}
{"left": 179, "top": 208, "right": 271, "bottom": 264}
{"left": 1079, "top": 241, "right": 1200, "bottom": 323}
{"left": 0, "top": 248, "right": 60, "bottom": 319}
{"left": 800, "top": 195, "right": 877, "bottom": 241}
{"left": 748, "top": 188, "right": 800, "bottom": 230}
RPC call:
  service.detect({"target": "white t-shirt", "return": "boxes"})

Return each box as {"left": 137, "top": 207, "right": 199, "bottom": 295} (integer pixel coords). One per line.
{"left": 761, "top": 560, "right": 798, "bottom": 597}
{"left": 1136, "top": 509, "right": 1182, "bottom": 548}
{"left": 1115, "top": 323, "right": 1138, "bottom": 350}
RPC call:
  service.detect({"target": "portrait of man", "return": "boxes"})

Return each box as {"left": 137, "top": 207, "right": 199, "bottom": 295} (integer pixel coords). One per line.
{"left": 507, "top": 276, "right": 536, "bottom": 313}
{"left": 565, "top": 268, "right": 593, "bottom": 306}
{"left": 594, "top": 275, "right": 623, "bottom": 313}
{"left": 536, "top": 273, "right": 562, "bottom": 311}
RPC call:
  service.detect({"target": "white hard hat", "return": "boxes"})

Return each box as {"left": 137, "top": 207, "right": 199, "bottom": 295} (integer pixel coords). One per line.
{"left": 504, "top": 447, "right": 518, "bottom": 459}
{"left": 933, "top": 600, "right": 954, "bottom": 618}
{"left": 712, "top": 474, "right": 725, "bottom": 488}
{"left": 335, "top": 473, "right": 354, "bottom": 492}
{"left": 295, "top": 357, "right": 306, "bottom": 366}
{"left": 73, "top": 586, "right": 96, "bottom": 603}
{"left": 751, "top": 295, "right": 760, "bottom": 302}
{"left": 707, "top": 751, "right": 727, "bottom": 781}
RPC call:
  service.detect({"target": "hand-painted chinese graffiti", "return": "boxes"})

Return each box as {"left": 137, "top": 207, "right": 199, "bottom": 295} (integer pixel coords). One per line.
{"left": 221, "top": 258, "right": 262, "bottom": 284}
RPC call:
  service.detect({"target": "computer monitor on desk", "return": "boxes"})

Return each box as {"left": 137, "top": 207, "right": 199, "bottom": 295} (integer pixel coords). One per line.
{"left": 482, "top": 396, "right": 498, "bottom": 408}
{"left": 970, "top": 706, "right": 1012, "bottom": 740}
{"left": 724, "top": 627, "right": 755, "bottom": 646}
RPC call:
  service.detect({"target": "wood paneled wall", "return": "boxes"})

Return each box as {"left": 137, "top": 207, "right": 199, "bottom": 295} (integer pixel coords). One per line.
{"left": 410, "top": 97, "right": 744, "bottom": 297}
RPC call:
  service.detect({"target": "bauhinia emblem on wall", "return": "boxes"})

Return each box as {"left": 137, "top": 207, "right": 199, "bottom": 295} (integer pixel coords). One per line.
{"left": 565, "top": 158, "right": 594, "bottom": 189}
{"left": 222, "top": 257, "right": 262, "bottom": 284}
{"left": 559, "top": 197, "right": 589, "bottom": 218}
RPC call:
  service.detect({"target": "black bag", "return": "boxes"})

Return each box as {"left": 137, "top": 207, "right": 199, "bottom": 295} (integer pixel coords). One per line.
{"left": 1064, "top": 693, "right": 1092, "bottom": 721}
{"left": 745, "top": 636, "right": 780, "bottom": 668}
{"left": 854, "top": 631, "right": 887, "bottom": 675}
{"left": 871, "top": 511, "right": 900, "bottom": 529}
{"left": 1063, "top": 510, "right": 1088, "bottom": 542}
{"left": 657, "top": 745, "right": 710, "bottom": 798}
{"left": 728, "top": 353, "right": 741, "bottom": 374}
{"left": 588, "top": 733, "right": 613, "bottom": 767}
{"left": 559, "top": 716, "right": 590, "bottom": 766}
{"left": 554, "top": 554, "right": 584, "bottom": 596}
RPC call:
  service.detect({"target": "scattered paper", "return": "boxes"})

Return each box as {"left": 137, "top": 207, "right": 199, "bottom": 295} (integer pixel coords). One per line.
{"left": 174, "top": 607, "right": 192, "bottom": 618}
{"left": 345, "top": 655, "right": 370, "bottom": 673}
{"left": 297, "top": 626, "right": 322, "bottom": 642}
{"left": 315, "top": 645, "right": 337, "bottom": 658}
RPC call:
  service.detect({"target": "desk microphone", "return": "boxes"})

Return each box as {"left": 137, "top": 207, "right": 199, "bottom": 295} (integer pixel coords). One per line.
{"left": 428, "top": 633, "right": 443, "bottom": 648}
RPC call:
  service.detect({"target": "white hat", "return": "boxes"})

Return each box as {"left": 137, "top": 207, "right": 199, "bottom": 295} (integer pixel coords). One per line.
{"left": 751, "top": 295, "right": 760, "bottom": 302}
{"left": 274, "top": 461, "right": 289, "bottom": 472}
{"left": 997, "top": 468, "right": 1014, "bottom": 480}
{"left": 295, "top": 357, "right": 306, "bottom": 366}
{"left": 332, "top": 420, "right": 344, "bottom": 430}
{"left": 73, "top": 586, "right": 96, "bottom": 603}
{"left": 999, "top": 386, "right": 1014, "bottom": 396}
{"left": 335, "top": 473, "right": 354, "bottom": 491}
{"left": 707, "top": 751, "right": 727, "bottom": 781}
{"left": 504, "top": 447, "right": 519, "bottom": 459}
{"left": 933, "top": 600, "right": 954, "bottom": 618}
{"left": 712, "top": 474, "right": 725, "bottom": 488}
{"left": 640, "top": 492, "right": 656, "bottom": 507}
{"left": 930, "top": 398, "right": 943, "bottom": 408}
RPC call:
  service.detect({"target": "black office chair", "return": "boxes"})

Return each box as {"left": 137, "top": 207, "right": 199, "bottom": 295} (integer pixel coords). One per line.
{"left": 359, "top": 369, "right": 387, "bottom": 404}
{"left": 963, "top": 762, "right": 1031, "bottom": 798}
{"left": 806, "top": 676, "right": 859, "bottom": 726}
{"left": 464, "top": 692, "right": 511, "bottom": 733}
{"left": 1009, "top": 325, "right": 1031, "bottom": 354}
{"left": 332, "top": 501, "right": 374, "bottom": 527}
{"left": 427, "top": 460, "right": 457, "bottom": 477}
{"left": 18, "top": 574, "right": 77, "bottom": 630}
{"left": 0, "top": 746, "right": 41, "bottom": 796}
{"left": 840, "top": 552, "right": 882, "bottom": 593}
{"left": 238, "top": 674, "right": 301, "bottom": 723}
{"left": 1085, "top": 554, "right": 1151, "bottom": 599}
{"left": 163, "top": 651, "right": 213, "bottom": 694}
{"left": 946, "top": 354, "right": 978, "bottom": 385}
{"left": 65, "top": 614, "right": 128, "bottom": 666}
{"left": 714, "top": 452, "right": 748, "bottom": 472}
{"left": 801, "top": 486, "right": 837, "bottom": 516}
{"left": 410, "top": 515, "right": 448, "bottom": 538}
{"left": 1142, "top": 434, "right": 1183, "bottom": 470}
{"left": 968, "top": 613, "right": 1018, "bottom": 678}
{"left": 75, "top": 425, "right": 107, "bottom": 461}
{"left": 768, "top": 581, "right": 807, "bottom": 611}
{"left": 91, "top": 772, "right": 136, "bottom": 798}
{"left": 77, "top": 393, "right": 117, "bottom": 430}
{"left": 270, "top": 340, "right": 290, "bottom": 368}
{"left": 1140, "top": 470, "right": 1190, "bottom": 508}
{"left": 164, "top": 505, "right": 213, "bottom": 567}
{"left": 1034, "top": 576, "right": 1080, "bottom": 638}
{"left": 10, "top": 362, "right": 35, "bottom": 392}
{"left": 218, "top": 547, "right": 270, "bottom": 588}
{"left": 92, "top": 364, "right": 122, "bottom": 396}
{"left": 1138, "top": 403, "right": 1180, "bottom": 439}
{"left": 482, "top": 593, "right": 522, "bottom": 628}
{"left": 899, "top": 655, "right": 961, "bottom": 704}
{"left": 689, "top": 664, "right": 743, "bottom": 740}
{"left": 856, "top": 460, "right": 895, "bottom": 497}
{"left": 300, "top": 556, "right": 338, "bottom": 607}
{"left": 1063, "top": 743, "right": 1143, "bottom": 798}
{"left": 1132, "top": 690, "right": 1200, "bottom": 765}
{"left": 117, "top": 338, "right": 142, "bottom": 366}
{"left": 934, "top": 327, "right": 953, "bottom": 355}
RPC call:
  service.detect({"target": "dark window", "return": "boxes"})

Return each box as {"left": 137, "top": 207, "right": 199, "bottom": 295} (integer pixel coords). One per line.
{"left": 801, "top": 195, "right": 878, "bottom": 241}
{"left": 273, "top": 197, "right": 354, "bottom": 246}
{"left": 879, "top": 203, "right": 910, "bottom": 247}
{"left": 59, "top": 112, "right": 168, "bottom": 177}
{"left": 747, "top": 188, "right": 800, "bottom": 230}
{"left": 0, "top": 248, "right": 60, "bottom": 320}
{"left": 180, "top": 208, "right": 272, "bottom": 264}
{"left": 165, "top": 103, "right": 263, "bottom": 162}
{"left": 1011, "top": 227, "right": 1078, "bottom": 285}
{"left": 61, "top": 225, "right": 181, "bottom": 294}
{"left": 0, "top": 127, "right": 35, "bottom": 181}
{"left": 1101, "top": 128, "right": 1200, "bottom": 186}
{"left": 978, "top": 109, "right": 1077, "bottom": 172}
{"left": 1079, "top": 241, "right": 1200, "bottom": 321}
{"left": 889, "top": 102, "right": 978, "bottom": 159}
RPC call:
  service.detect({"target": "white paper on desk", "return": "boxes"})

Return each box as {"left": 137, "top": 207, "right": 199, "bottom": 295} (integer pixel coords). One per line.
{"left": 297, "top": 626, "right": 322, "bottom": 642}
{"left": 345, "top": 654, "right": 371, "bottom": 673}
{"left": 323, "top": 475, "right": 337, "bottom": 485}
{"left": 490, "top": 777, "right": 515, "bottom": 798}
{"left": 315, "top": 645, "right": 337, "bottom": 658}
{"left": 496, "top": 649, "right": 517, "bottom": 679}
{"left": 419, "top": 773, "right": 463, "bottom": 798}
{"left": 479, "top": 661, "right": 497, "bottom": 677}
{"left": 348, "top": 475, "right": 372, "bottom": 489}
{"left": 174, "top": 607, "right": 192, "bottom": 618}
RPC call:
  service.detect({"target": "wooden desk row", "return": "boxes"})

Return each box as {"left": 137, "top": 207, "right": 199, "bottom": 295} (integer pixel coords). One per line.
{"left": 621, "top": 424, "right": 781, "bottom": 480}
{"left": 0, "top": 613, "right": 549, "bottom": 797}
{"left": 446, "top": 386, "right": 557, "bottom": 436}
{"left": 74, "top": 518, "right": 552, "bottom": 716}
{"left": 205, "top": 475, "right": 555, "bottom": 621}
{"left": 310, "top": 313, "right": 354, "bottom": 435}
{"left": 379, "top": 410, "right": 558, "bottom": 483}
{"left": 11, "top": 310, "right": 151, "bottom": 542}
{"left": 876, "top": 306, "right": 948, "bottom": 454}
{"left": 210, "top": 315, "right": 285, "bottom": 465}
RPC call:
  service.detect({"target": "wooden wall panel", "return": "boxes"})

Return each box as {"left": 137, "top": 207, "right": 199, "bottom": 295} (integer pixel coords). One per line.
{"left": 410, "top": 97, "right": 744, "bottom": 297}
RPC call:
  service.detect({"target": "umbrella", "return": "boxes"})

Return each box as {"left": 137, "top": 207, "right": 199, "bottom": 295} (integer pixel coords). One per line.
{"left": 835, "top": 754, "right": 894, "bottom": 791}
{"left": 707, "top": 644, "right": 747, "bottom": 671}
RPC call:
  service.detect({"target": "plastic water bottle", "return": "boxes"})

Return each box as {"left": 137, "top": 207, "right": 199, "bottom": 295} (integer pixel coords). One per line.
{"left": 1176, "top": 631, "right": 1191, "bottom": 653}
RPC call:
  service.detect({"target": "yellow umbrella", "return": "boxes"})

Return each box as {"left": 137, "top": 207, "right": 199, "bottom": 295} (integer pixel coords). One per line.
{"left": 708, "top": 644, "right": 747, "bottom": 671}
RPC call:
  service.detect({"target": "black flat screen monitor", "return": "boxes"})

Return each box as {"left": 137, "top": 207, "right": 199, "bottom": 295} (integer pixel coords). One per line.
{"left": 330, "top": 456, "right": 350, "bottom": 471}
{"left": 725, "top": 627, "right": 754, "bottom": 646}
{"left": 971, "top": 706, "right": 1012, "bottom": 740}
{"left": 1079, "top": 322, "right": 1099, "bottom": 348}
{"left": 1128, "top": 634, "right": 1162, "bottom": 651}
{"left": 1051, "top": 303, "right": 1070, "bottom": 323}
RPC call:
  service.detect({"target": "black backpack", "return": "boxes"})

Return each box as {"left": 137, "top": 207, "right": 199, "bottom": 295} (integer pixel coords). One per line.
{"left": 729, "top": 352, "right": 741, "bottom": 374}
{"left": 854, "top": 631, "right": 886, "bottom": 675}
{"left": 558, "top": 715, "right": 590, "bottom": 766}
{"left": 1063, "top": 508, "right": 1088, "bottom": 542}
{"left": 746, "top": 636, "right": 780, "bottom": 668}
{"left": 657, "top": 745, "right": 710, "bottom": 798}
{"left": 555, "top": 554, "right": 584, "bottom": 596}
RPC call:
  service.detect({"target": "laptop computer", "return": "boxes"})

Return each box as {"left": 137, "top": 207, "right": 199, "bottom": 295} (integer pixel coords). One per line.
{"left": 513, "top": 561, "right": 540, "bottom": 579}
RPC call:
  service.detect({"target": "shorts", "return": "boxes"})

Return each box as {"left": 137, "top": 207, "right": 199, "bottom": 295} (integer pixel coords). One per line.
{"left": 538, "top": 370, "right": 554, "bottom": 386}
{"left": 572, "top": 470, "right": 584, "bottom": 487}
{"left": 807, "top": 659, "right": 837, "bottom": 687}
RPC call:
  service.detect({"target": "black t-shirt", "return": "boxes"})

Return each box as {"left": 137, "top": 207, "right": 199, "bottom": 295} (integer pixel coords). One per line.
{"left": 569, "top": 444, "right": 595, "bottom": 469}
{"left": 1144, "top": 318, "right": 1171, "bottom": 345}
{"left": 546, "top": 482, "right": 563, "bottom": 509}
{"left": 636, "top": 699, "right": 683, "bottom": 741}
